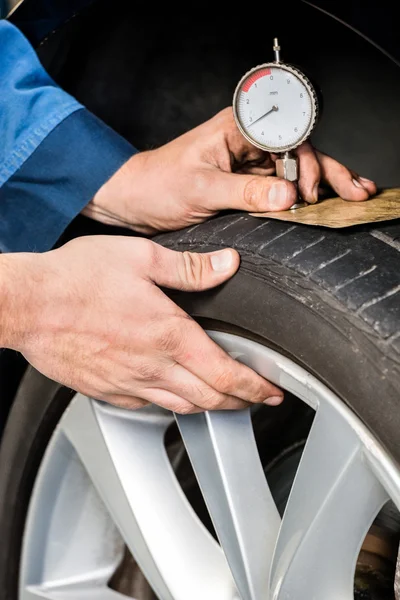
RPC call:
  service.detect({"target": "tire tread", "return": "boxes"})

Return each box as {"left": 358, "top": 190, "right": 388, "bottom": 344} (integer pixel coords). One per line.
{"left": 156, "top": 215, "right": 400, "bottom": 352}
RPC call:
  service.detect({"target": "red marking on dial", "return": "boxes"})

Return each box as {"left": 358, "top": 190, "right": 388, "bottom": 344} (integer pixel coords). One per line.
{"left": 242, "top": 68, "right": 272, "bottom": 92}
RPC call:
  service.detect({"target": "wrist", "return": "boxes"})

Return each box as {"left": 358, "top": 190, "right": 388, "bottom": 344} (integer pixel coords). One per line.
{"left": 0, "top": 253, "right": 43, "bottom": 351}
{"left": 82, "top": 152, "right": 150, "bottom": 231}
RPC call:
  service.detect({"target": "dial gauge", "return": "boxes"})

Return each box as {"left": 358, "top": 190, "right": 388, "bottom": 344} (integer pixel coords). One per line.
{"left": 233, "top": 62, "right": 318, "bottom": 153}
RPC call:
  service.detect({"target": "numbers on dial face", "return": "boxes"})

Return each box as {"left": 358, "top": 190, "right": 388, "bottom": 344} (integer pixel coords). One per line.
{"left": 235, "top": 66, "right": 314, "bottom": 151}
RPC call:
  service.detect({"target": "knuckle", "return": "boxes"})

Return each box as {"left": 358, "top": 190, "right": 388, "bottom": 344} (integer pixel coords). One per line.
{"left": 211, "top": 368, "right": 235, "bottom": 394}
{"left": 196, "top": 387, "right": 221, "bottom": 411}
{"left": 174, "top": 402, "right": 197, "bottom": 415}
{"left": 181, "top": 251, "right": 204, "bottom": 289}
{"left": 155, "top": 321, "right": 187, "bottom": 357}
{"left": 107, "top": 396, "right": 148, "bottom": 411}
{"left": 252, "top": 380, "right": 268, "bottom": 402}
{"left": 135, "top": 362, "right": 165, "bottom": 382}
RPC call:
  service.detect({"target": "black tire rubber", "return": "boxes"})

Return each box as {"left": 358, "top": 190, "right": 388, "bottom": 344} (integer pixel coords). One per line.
{"left": 0, "top": 213, "right": 399, "bottom": 599}
{"left": 155, "top": 214, "right": 400, "bottom": 461}
{"left": 0, "top": 373, "right": 73, "bottom": 600}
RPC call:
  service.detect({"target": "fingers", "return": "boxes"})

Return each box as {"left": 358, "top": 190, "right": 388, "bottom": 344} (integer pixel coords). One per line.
{"left": 97, "top": 395, "right": 150, "bottom": 411}
{"left": 165, "top": 317, "right": 284, "bottom": 406}
{"left": 292, "top": 142, "right": 377, "bottom": 203}
{"left": 213, "top": 107, "right": 267, "bottom": 165}
{"left": 147, "top": 244, "right": 241, "bottom": 291}
{"left": 208, "top": 108, "right": 376, "bottom": 208}
{"left": 98, "top": 353, "right": 269, "bottom": 413}
{"left": 144, "top": 387, "right": 248, "bottom": 415}
{"left": 149, "top": 363, "right": 251, "bottom": 411}
{"left": 104, "top": 387, "right": 247, "bottom": 416}
{"left": 101, "top": 391, "right": 203, "bottom": 414}
{"left": 355, "top": 176, "right": 377, "bottom": 196}
{"left": 235, "top": 165, "right": 276, "bottom": 176}
{"left": 316, "top": 150, "right": 377, "bottom": 201}
{"left": 137, "top": 389, "right": 203, "bottom": 414}
{"left": 296, "top": 142, "right": 321, "bottom": 204}
{"left": 206, "top": 170, "right": 297, "bottom": 213}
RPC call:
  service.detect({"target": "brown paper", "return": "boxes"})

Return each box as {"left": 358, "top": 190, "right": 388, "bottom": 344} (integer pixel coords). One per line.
{"left": 250, "top": 188, "right": 400, "bottom": 228}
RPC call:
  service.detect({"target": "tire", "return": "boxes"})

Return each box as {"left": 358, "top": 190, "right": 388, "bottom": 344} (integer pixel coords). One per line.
{"left": 0, "top": 372, "right": 72, "bottom": 599}
{"left": 155, "top": 214, "right": 400, "bottom": 460}
{"left": 0, "top": 214, "right": 399, "bottom": 599}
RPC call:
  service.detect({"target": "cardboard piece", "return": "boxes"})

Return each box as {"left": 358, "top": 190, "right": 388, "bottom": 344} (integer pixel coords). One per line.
{"left": 250, "top": 188, "right": 400, "bottom": 228}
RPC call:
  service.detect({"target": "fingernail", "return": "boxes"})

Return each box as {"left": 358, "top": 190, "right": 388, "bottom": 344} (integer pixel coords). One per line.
{"left": 211, "top": 250, "right": 233, "bottom": 272}
{"left": 264, "top": 396, "right": 284, "bottom": 406}
{"left": 352, "top": 178, "right": 364, "bottom": 189}
{"left": 268, "top": 182, "right": 289, "bottom": 210}
{"left": 359, "top": 176, "right": 374, "bottom": 185}
{"left": 312, "top": 183, "right": 319, "bottom": 203}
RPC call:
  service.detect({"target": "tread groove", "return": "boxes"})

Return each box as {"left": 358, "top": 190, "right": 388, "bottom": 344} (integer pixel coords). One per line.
{"left": 257, "top": 225, "right": 297, "bottom": 251}
{"left": 282, "top": 235, "right": 326, "bottom": 263}
{"left": 334, "top": 265, "right": 378, "bottom": 292}
{"left": 308, "top": 249, "right": 352, "bottom": 277}
{"left": 356, "top": 284, "right": 400, "bottom": 315}
{"left": 213, "top": 214, "right": 245, "bottom": 234}
{"left": 371, "top": 230, "right": 400, "bottom": 252}
{"left": 234, "top": 220, "right": 271, "bottom": 243}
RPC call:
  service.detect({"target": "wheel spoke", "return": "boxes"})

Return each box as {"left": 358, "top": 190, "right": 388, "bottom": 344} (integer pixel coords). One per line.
{"left": 270, "top": 402, "right": 389, "bottom": 600}
{"left": 176, "top": 409, "right": 280, "bottom": 600}
{"left": 22, "top": 589, "right": 50, "bottom": 600}
{"left": 19, "top": 333, "right": 400, "bottom": 600}
{"left": 22, "top": 585, "right": 121, "bottom": 599}
{"left": 60, "top": 396, "right": 236, "bottom": 600}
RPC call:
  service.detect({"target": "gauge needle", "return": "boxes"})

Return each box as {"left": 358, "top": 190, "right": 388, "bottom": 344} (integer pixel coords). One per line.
{"left": 248, "top": 105, "right": 278, "bottom": 127}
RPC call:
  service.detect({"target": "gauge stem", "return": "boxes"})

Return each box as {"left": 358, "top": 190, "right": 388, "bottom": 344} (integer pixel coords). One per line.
{"left": 273, "top": 37, "right": 281, "bottom": 63}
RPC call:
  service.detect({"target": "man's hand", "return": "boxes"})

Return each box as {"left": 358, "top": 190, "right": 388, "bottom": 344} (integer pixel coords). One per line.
{"left": 0, "top": 237, "right": 283, "bottom": 413}
{"left": 82, "top": 107, "right": 377, "bottom": 234}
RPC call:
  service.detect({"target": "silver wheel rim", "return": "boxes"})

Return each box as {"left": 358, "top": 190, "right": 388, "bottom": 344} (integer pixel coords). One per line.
{"left": 19, "top": 331, "right": 400, "bottom": 600}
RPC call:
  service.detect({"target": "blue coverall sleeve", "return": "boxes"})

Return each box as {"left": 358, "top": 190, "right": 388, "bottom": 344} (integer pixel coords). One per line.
{"left": 0, "top": 20, "right": 137, "bottom": 253}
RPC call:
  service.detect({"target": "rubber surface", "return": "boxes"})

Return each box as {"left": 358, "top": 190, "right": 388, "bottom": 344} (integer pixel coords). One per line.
{"left": 0, "top": 372, "right": 73, "bottom": 600}
{"left": 154, "top": 213, "right": 400, "bottom": 462}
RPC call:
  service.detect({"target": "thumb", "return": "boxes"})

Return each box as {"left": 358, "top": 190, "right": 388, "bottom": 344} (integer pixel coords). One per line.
{"left": 149, "top": 244, "right": 240, "bottom": 291}
{"left": 208, "top": 170, "right": 297, "bottom": 212}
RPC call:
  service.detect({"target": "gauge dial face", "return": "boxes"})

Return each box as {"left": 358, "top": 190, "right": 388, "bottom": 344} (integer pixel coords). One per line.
{"left": 233, "top": 64, "right": 317, "bottom": 152}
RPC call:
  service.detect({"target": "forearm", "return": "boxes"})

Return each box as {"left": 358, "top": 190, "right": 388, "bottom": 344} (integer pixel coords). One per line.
{"left": 0, "top": 253, "right": 40, "bottom": 350}
{"left": 1, "top": 255, "right": 19, "bottom": 349}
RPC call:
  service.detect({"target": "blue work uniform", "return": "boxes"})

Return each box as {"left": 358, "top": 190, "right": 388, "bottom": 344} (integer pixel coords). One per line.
{"left": 0, "top": 1, "right": 137, "bottom": 253}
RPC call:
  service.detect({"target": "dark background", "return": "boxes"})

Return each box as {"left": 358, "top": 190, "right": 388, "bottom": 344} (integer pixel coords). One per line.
{"left": 311, "top": 1, "right": 398, "bottom": 60}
